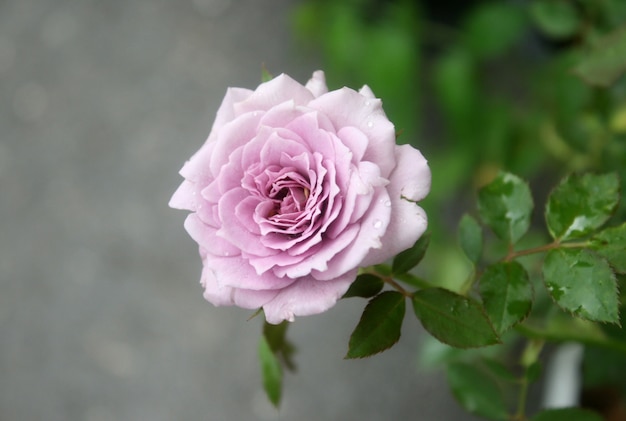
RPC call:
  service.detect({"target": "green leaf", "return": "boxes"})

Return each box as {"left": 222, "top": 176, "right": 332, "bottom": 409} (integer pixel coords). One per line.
{"left": 481, "top": 358, "right": 518, "bottom": 382}
{"left": 477, "top": 172, "right": 534, "bottom": 244}
{"left": 591, "top": 222, "right": 626, "bottom": 273}
{"left": 343, "top": 274, "right": 384, "bottom": 298}
{"left": 464, "top": 2, "right": 527, "bottom": 59}
{"left": 531, "top": 408, "right": 605, "bottom": 421}
{"left": 258, "top": 335, "right": 282, "bottom": 407}
{"left": 392, "top": 232, "right": 431, "bottom": 274}
{"left": 545, "top": 173, "right": 620, "bottom": 241}
{"left": 573, "top": 26, "right": 626, "bottom": 87}
{"left": 262, "top": 321, "right": 297, "bottom": 371}
{"left": 346, "top": 291, "right": 405, "bottom": 358}
{"left": 458, "top": 214, "right": 483, "bottom": 263}
{"left": 479, "top": 261, "right": 533, "bottom": 334}
{"left": 543, "top": 248, "right": 619, "bottom": 324}
{"left": 412, "top": 288, "right": 500, "bottom": 348}
{"left": 261, "top": 65, "right": 273, "bottom": 83}
{"left": 432, "top": 46, "right": 478, "bottom": 139}
{"left": 530, "top": 0, "right": 580, "bottom": 40}
{"left": 447, "top": 362, "right": 508, "bottom": 420}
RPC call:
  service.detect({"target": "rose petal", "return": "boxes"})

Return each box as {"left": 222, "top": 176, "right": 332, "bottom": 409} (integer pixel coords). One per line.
{"left": 207, "top": 253, "right": 296, "bottom": 291}
{"left": 209, "top": 112, "right": 260, "bottom": 176}
{"left": 184, "top": 214, "right": 239, "bottom": 257}
{"left": 169, "top": 179, "right": 200, "bottom": 211}
{"left": 360, "top": 145, "right": 430, "bottom": 265}
{"left": 391, "top": 144, "right": 431, "bottom": 202}
{"left": 234, "top": 74, "right": 315, "bottom": 115}
{"left": 201, "top": 263, "right": 280, "bottom": 309}
{"left": 212, "top": 87, "right": 254, "bottom": 134}
{"left": 262, "top": 271, "right": 356, "bottom": 324}
{"left": 305, "top": 70, "right": 328, "bottom": 98}
{"left": 313, "top": 189, "right": 391, "bottom": 281}
{"left": 308, "top": 87, "right": 396, "bottom": 176}
{"left": 217, "top": 188, "right": 277, "bottom": 257}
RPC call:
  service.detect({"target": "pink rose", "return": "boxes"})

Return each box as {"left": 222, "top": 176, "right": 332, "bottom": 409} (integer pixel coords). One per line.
{"left": 170, "top": 71, "right": 430, "bottom": 324}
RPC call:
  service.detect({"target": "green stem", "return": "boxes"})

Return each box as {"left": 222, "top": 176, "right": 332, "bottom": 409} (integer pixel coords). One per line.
{"left": 382, "top": 276, "right": 413, "bottom": 298}
{"left": 504, "top": 240, "right": 589, "bottom": 261}
{"left": 514, "top": 374, "right": 530, "bottom": 421}
{"left": 516, "top": 323, "right": 626, "bottom": 355}
{"left": 514, "top": 340, "right": 545, "bottom": 421}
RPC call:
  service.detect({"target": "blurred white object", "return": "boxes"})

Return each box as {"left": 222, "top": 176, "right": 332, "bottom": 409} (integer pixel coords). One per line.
{"left": 543, "top": 344, "right": 584, "bottom": 408}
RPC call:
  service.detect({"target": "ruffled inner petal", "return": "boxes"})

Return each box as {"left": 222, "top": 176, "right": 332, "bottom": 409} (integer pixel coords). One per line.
{"left": 217, "top": 188, "right": 277, "bottom": 257}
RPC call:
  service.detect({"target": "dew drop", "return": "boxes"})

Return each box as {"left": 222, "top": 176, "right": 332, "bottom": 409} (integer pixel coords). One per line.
{"left": 364, "top": 100, "right": 371, "bottom": 107}
{"left": 373, "top": 219, "right": 382, "bottom": 229}
{"left": 384, "top": 200, "right": 391, "bottom": 207}
{"left": 366, "top": 120, "right": 373, "bottom": 128}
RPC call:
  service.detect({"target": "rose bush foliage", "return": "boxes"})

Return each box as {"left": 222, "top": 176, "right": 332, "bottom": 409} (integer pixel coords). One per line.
{"left": 170, "top": 71, "right": 430, "bottom": 324}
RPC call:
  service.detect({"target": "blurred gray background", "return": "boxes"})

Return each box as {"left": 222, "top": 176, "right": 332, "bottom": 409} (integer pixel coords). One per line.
{"left": 0, "top": 0, "right": 478, "bottom": 419}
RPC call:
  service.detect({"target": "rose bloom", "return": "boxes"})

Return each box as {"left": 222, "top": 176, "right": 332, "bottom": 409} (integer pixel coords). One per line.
{"left": 170, "top": 71, "right": 430, "bottom": 324}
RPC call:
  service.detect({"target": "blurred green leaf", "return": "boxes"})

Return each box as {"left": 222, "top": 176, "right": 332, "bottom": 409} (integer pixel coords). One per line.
{"left": 447, "top": 362, "right": 508, "bottom": 420}
{"left": 346, "top": 291, "right": 405, "bottom": 358}
{"left": 543, "top": 248, "right": 619, "bottom": 323}
{"left": 392, "top": 232, "right": 431, "bottom": 274}
{"left": 262, "top": 321, "right": 297, "bottom": 372}
{"left": 526, "top": 361, "right": 543, "bottom": 383}
{"left": 259, "top": 335, "right": 282, "bottom": 407}
{"left": 343, "top": 273, "right": 384, "bottom": 299}
{"left": 292, "top": 0, "right": 421, "bottom": 143}
{"left": 433, "top": 46, "right": 478, "bottom": 139}
{"left": 583, "top": 344, "right": 626, "bottom": 393}
{"left": 591, "top": 222, "right": 626, "bottom": 273}
{"left": 464, "top": 2, "right": 527, "bottom": 59}
{"left": 531, "top": 408, "right": 604, "bottom": 421}
{"left": 479, "top": 261, "right": 533, "bottom": 334}
{"left": 458, "top": 214, "right": 483, "bottom": 263}
{"left": 530, "top": 0, "right": 580, "bottom": 40}
{"left": 481, "top": 358, "right": 518, "bottom": 382}
{"left": 538, "top": 52, "right": 593, "bottom": 156}
{"left": 261, "top": 65, "right": 273, "bottom": 83}
{"left": 573, "top": 26, "right": 626, "bottom": 87}
{"left": 412, "top": 288, "right": 500, "bottom": 348}
{"left": 477, "top": 172, "right": 534, "bottom": 244}
{"left": 545, "top": 173, "right": 619, "bottom": 241}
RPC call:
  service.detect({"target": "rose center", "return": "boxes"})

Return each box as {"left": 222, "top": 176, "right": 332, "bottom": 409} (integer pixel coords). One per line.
{"left": 269, "top": 175, "right": 310, "bottom": 217}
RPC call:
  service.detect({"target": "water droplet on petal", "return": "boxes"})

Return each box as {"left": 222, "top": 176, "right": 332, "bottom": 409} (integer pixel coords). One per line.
{"left": 364, "top": 100, "right": 371, "bottom": 107}
{"left": 367, "top": 120, "right": 374, "bottom": 128}
{"left": 384, "top": 200, "right": 391, "bottom": 207}
{"left": 373, "top": 219, "right": 382, "bottom": 229}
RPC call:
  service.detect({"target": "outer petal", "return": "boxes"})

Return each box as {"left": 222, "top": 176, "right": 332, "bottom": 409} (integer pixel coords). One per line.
{"left": 206, "top": 254, "right": 296, "bottom": 291}
{"left": 262, "top": 271, "right": 356, "bottom": 324}
{"left": 361, "top": 145, "right": 430, "bottom": 266}
{"left": 201, "top": 264, "right": 279, "bottom": 309}
{"left": 305, "top": 70, "right": 328, "bottom": 98}
{"left": 169, "top": 179, "right": 201, "bottom": 211}
{"left": 234, "top": 74, "right": 316, "bottom": 114}
{"left": 308, "top": 88, "right": 396, "bottom": 176}
{"left": 184, "top": 214, "right": 239, "bottom": 257}
{"left": 391, "top": 144, "right": 431, "bottom": 202}
{"left": 212, "top": 87, "right": 254, "bottom": 134}
{"left": 358, "top": 84, "right": 376, "bottom": 99}
{"left": 313, "top": 189, "right": 391, "bottom": 281}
